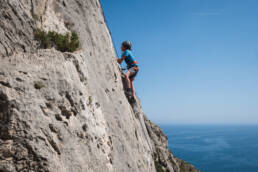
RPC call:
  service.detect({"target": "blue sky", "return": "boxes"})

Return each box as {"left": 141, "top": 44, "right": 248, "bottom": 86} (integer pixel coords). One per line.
{"left": 100, "top": 0, "right": 258, "bottom": 124}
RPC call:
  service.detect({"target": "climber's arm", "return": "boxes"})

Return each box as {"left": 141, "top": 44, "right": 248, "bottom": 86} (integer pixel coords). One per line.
{"left": 117, "top": 56, "right": 126, "bottom": 64}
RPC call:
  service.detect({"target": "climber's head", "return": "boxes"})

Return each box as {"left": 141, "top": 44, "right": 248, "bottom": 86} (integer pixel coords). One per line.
{"left": 121, "top": 41, "right": 132, "bottom": 51}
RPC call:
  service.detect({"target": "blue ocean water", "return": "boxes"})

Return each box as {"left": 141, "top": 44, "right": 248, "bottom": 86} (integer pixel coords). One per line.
{"left": 160, "top": 125, "right": 258, "bottom": 172}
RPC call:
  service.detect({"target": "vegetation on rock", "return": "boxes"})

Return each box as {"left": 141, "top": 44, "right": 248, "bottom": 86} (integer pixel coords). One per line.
{"left": 154, "top": 159, "right": 165, "bottom": 172}
{"left": 154, "top": 153, "right": 169, "bottom": 172}
{"left": 88, "top": 96, "right": 93, "bottom": 105}
{"left": 34, "top": 29, "right": 80, "bottom": 52}
{"left": 176, "top": 158, "right": 201, "bottom": 172}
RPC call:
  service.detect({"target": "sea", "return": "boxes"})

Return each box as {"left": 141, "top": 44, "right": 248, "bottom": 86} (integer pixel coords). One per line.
{"left": 159, "top": 124, "right": 258, "bottom": 172}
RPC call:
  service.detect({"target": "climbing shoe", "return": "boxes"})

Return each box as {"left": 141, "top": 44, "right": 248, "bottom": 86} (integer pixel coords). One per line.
{"left": 124, "top": 88, "right": 132, "bottom": 96}
{"left": 129, "top": 96, "right": 136, "bottom": 104}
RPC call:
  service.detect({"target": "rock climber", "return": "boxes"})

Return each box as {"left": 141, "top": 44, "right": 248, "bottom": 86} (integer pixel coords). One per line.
{"left": 117, "top": 41, "right": 139, "bottom": 102}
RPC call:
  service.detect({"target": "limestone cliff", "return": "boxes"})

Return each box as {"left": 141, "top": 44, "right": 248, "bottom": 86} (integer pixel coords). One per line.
{"left": 0, "top": 0, "right": 199, "bottom": 171}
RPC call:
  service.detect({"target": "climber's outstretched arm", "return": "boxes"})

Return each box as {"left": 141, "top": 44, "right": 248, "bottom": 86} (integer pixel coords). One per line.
{"left": 117, "top": 56, "right": 126, "bottom": 64}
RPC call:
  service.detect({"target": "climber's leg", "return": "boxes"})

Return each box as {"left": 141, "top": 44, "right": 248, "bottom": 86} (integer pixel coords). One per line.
{"left": 124, "top": 71, "right": 132, "bottom": 91}
{"left": 130, "top": 79, "right": 135, "bottom": 98}
{"left": 128, "top": 67, "right": 138, "bottom": 99}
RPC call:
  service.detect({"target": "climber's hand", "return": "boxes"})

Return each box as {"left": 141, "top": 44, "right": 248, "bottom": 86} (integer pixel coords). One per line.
{"left": 117, "top": 56, "right": 126, "bottom": 64}
{"left": 117, "top": 58, "right": 122, "bottom": 64}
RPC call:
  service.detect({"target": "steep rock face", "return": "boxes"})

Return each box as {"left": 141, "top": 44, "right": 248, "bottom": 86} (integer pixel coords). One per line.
{"left": 0, "top": 50, "right": 153, "bottom": 172}
{"left": 144, "top": 116, "right": 179, "bottom": 172}
{"left": 0, "top": 0, "right": 199, "bottom": 172}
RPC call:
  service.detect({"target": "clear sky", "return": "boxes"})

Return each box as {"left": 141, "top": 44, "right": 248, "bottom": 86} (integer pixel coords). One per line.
{"left": 100, "top": 0, "right": 258, "bottom": 124}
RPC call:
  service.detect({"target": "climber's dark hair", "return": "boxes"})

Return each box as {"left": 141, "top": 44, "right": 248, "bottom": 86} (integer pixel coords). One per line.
{"left": 122, "top": 41, "right": 132, "bottom": 50}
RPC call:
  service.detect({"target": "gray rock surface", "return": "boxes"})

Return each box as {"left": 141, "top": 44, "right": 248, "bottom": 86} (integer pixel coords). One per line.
{"left": 0, "top": 0, "right": 200, "bottom": 171}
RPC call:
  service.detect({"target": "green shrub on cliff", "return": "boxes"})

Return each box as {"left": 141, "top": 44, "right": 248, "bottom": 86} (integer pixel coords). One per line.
{"left": 154, "top": 153, "right": 166, "bottom": 172}
{"left": 70, "top": 32, "right": 80, "bottom": 52}
{"left": 34, "top": 29, "right": 80, "bottom": 52}
{"left": 154, "top": 159, "right": 165, "bottom": 172}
